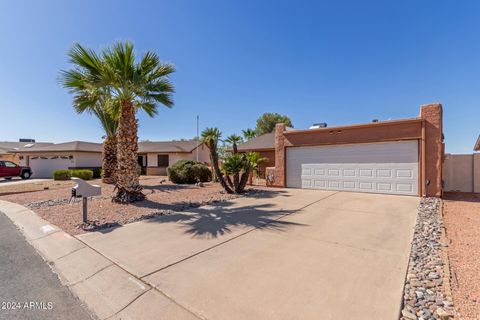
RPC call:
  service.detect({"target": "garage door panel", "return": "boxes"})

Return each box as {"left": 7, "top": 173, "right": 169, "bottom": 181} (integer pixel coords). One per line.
{"left": 30, "top": 157, "right": 73, "bottom": 178}
{"left": 287, "top": 141, "right": 418, "bottom": 196}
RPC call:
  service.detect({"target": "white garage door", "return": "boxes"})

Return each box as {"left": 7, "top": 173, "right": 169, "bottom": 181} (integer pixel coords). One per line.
{"left": 286, "top": 141, "right": 419, "bottom": 196}
{"left": 30, "top": 157, "right": 73, "bottom": 178}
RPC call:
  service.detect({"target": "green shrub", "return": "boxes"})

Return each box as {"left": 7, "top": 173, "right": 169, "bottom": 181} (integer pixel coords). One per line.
{"left": 70, "top": 169, "right": 93, "bottom": 180}
{"left": 52, "top": 169, "right": 93, "bottom": 181}
{"left": 53, "top": 170, "right": 71, "bottom": 180}
{"left": 91, "top": 167, "right": 102, "bottom": 179}
{"left": 167, "top": 160, "right": 212, "bottom": 184}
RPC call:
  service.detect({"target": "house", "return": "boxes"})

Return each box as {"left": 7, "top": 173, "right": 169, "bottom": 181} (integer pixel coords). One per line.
{"left": 238, "top": 103, "right": 443, "bottom": 197}
{"left": 137, "top": 140, "right": 210, "bottom": 175}
{"left": 0, "top": 140, "right": 53, "bottom": 163}
{"left": 13, "top": 141, "right": 103, "bottom": 178}
{"left": 11, "top": 140, "right": 210, "bottom": 178}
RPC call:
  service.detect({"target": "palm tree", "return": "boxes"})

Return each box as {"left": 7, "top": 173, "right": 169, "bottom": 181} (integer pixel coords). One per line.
{"left": 201, "top": 127, "right": 233, "bottom": 193}
{"left": 246, "top": 152, "right": 267, "bottom": 177}
{"left": 225, "top": 134, "right": 243, "bottom": 154}
{"left": 59, "top": 62, "right": 118, "bottom": 183}
{"left": 61, "top": 42, "right": 175, "bottom": 202}
{"left": 242, "top": 128, "right": 257, "bottom": 141}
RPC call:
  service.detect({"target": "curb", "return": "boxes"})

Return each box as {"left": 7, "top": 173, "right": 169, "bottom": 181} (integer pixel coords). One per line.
{"left": 0, "top": 200, "right": 199, "bottom": 320}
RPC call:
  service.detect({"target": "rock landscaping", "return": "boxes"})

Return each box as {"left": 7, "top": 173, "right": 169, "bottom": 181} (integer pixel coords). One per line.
{"left": 0, "top": 177, "right": 270, "bottom": 235}
{"left": 400, "top": 198, "right": 456, "bottom": 320}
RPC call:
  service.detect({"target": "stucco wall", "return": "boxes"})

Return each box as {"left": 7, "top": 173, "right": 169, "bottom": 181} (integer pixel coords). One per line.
{"left": 443, "top": 154, "right": 473, "bottom": 192}
{"left": 475, "top": 154, "right": 480, "bottom": 193}
{"left": 444, "top": 153, "right": 480, "bottom": 193}
{"left": 73, "top": 152, "right": 102, "bottom": 167}
{"left": 145, "top": 145, "right": 211, "bottom": 176}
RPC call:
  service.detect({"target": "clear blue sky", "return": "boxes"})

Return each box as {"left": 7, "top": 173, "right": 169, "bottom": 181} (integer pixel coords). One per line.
{"left": 0, "top": 0, "right": 479, "bottom": 153}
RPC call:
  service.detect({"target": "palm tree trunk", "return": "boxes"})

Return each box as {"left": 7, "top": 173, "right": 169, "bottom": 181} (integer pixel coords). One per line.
{"left": 102, "top": 135, "right": 117, "bottom": 184}
{"left": 238, "top": 160, "right": 251, "bottom": 192}
{"left": 113, "top": 100, "right": 145, "bottom": 202}
{"left": 208, "top": 140, "right": 233, "bottom": 194}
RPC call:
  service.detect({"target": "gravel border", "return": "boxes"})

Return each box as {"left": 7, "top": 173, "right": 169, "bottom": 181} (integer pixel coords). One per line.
{"left": 400, "top": 198, "right": 456, "bottom": 320}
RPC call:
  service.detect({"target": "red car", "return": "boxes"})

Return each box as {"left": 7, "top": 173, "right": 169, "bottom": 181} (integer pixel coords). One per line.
{"left": 0, "top": 161, "right": 32, "bottom": 180}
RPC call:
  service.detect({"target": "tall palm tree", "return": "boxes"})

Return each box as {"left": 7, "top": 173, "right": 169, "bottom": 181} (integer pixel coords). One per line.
{"left": 61, "top": 42, "right": 175, "bottom": 202}
{"left": 225, "top": 134, "right": 243, "bottom": 154}
{"left": 242, "top": 128, "right": 257, "bottom": 141}
{"left": 59, "top": 61, "right": 118, "bottom": 183}
{"left": 201, "top": 127, "right": 233, "bottom": 193}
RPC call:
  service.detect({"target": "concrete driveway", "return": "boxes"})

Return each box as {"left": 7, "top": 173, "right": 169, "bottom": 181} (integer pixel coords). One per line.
{"left": 77, "top": 189, "right": 419, "bottom": 320}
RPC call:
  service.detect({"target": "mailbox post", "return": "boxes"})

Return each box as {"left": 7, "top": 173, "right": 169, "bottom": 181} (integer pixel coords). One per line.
{"left": 70, "top": 177, "right": 101, "bottom": 224}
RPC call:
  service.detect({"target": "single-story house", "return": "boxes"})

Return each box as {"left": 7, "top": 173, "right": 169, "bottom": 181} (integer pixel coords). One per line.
{"left": 238, "top": 103, "right": 443, "bottom": 197}
{"left": 137, "top": 140, "right": 210, "bottom": 175}
{"left": 11, "top": 140, "right": 210, "bottom": 178}
{"left": 0, "top": 140, "right": 53, "bottom": 163}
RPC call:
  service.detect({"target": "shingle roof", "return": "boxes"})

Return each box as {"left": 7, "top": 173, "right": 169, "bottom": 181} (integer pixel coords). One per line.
{"left": 475, "top": 135, "right": 480, "bottom": 151}
{"left": 9, "top": 140, "right": 203, "bottom": 154}
{"left": 12, "top": 141, "right": 102, "bottom": 153}
{"left": 0, "top": 141, "right": 53, "bottom": 154}
{"left": 138, "top": 140, "right": 202, "bottom": 153}
{"left": 237, "top": 133, "right": 275, "bottom": 151}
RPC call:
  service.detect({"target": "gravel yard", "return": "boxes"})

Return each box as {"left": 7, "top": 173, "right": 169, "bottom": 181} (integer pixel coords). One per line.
{"left": 0, "top": 176, "right": 259, "bottom": 235}
{"left": 443, "top": 192, "right": 480, "bottom": 320}
{"left": 400, "top": 198, "right": 456, "bottom": 320}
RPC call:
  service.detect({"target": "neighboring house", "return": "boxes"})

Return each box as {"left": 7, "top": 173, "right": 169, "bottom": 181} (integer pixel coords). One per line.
{"left": 10, "top": 140, "right": 210, "bottom": 178}
{"left": 13, "top": 141, "right": 103, "bottom": 178}
{"left": 0, "top": 140, "right": 53, "bottom": 163}
{"left": 241, "top": 103, "right": 444, "bottom": 197}
{"left": 138, "top": 140, "right": 210, "bottom": 175}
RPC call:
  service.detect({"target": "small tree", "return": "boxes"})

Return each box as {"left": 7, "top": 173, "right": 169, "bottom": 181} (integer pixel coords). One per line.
{"left": 222, "top": 153, "right": 251, "bottom": 193}
{"left": 201, "top": 128, "right": 233, "bottom": 193}
{"left": 225, "top": 134, "right": 243, "bottom": 154}
{"left": 246, "top": 152, "right": 268, "bottom": 177}
{"left": 255, "top": 112, "right": 293, "bottom": 135}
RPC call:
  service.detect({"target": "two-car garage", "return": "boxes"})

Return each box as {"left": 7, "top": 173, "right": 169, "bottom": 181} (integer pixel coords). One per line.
{"left": 286, "top": 141, "right": 419, "bottom": 196}
{"left": 262, "top": 103, "right": 443, "bottom": 198}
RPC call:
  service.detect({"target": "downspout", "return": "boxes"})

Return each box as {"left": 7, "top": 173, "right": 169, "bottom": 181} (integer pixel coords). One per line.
{"left": 421, "top": 120, "right": 426, "bottom": 197}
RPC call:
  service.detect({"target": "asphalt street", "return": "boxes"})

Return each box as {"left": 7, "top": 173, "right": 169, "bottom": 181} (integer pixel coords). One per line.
{"left": 0, "top": 211, "right": 93, "bottom": 320}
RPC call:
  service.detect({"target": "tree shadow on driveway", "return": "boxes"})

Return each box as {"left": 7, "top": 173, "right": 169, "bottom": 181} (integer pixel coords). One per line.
{"left": 145, "top": 200, "right": 306, "bottom": 239}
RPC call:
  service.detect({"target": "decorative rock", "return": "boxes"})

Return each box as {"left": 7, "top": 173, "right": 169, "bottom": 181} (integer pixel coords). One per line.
{"left": 399, "top": 198, "right": 457, "bottom": 320}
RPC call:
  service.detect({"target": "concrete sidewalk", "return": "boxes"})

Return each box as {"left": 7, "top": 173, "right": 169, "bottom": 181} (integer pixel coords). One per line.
{"left": 0, "top": 189, "right": 419, "bottom": 320}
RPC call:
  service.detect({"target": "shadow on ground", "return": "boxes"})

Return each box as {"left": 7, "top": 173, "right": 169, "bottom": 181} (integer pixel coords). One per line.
{"left": 145, "top": 197, "right": 305, "bottom": 239}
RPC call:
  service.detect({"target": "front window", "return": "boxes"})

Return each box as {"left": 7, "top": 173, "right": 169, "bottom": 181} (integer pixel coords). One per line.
{"left": 4, "top": 161, "right": 17, "bottom": 167}
{"left": 157, "top": 155, "right": 169, "bottom": 167}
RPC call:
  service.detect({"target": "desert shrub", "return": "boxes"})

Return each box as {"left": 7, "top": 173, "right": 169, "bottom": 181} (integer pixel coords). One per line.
{"left": 70, "top": 169, "right": 93, "bottom": 180}
{"left": 167, "top": 160, "right": 211, "bottom": 184}
{"left": 53, "top": 169, "right": 71, "bottom": 180}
